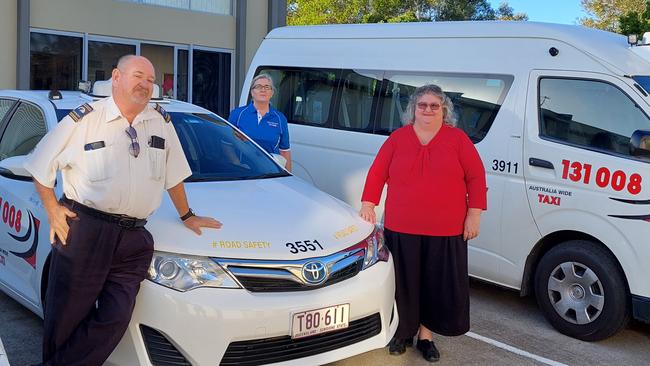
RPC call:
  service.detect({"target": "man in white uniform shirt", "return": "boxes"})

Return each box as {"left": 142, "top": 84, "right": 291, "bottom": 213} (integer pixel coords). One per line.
{"left": 24, "top": 55, "right": 222, "bottom": 366}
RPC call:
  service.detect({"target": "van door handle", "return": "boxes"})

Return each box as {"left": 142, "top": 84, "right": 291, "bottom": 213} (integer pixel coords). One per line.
{"left": 529, "top": 158, "right": 554, "bottom": 169}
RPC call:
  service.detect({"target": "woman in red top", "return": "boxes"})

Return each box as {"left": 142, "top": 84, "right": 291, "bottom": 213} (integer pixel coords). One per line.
{"left": 360, "top": 84, "right": 487, "bottom": 362}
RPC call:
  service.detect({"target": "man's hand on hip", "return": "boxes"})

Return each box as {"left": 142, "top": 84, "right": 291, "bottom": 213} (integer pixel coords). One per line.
{"left": 183, "top": 215, "right": 222, "bottom": 235}
{"left": 48, "top": 204, "right": 78, "bottom": 245}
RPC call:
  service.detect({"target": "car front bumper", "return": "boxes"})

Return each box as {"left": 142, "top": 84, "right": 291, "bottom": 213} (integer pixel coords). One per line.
{"left": 106, "top": 257, "right": 397, "bottom": 365}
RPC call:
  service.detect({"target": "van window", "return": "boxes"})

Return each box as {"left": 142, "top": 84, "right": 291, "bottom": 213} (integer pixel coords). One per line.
{"left": 336, "top": 70, "right": 381, "bottom": 132}
{"left": 256, "top": 67, "right": 339, "bottom": 127}
{"left": 377, "top": 73, "right": 513, "bottom": 142}
{"left": 539, "top": 78, "right": 650, "bottom": 158}
{"left": 254, "top": 67, "right": 512, "bottom": 142}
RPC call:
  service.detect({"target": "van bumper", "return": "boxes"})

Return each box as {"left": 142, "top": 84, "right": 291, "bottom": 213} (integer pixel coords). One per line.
{"left": 632, "top": 295, "right": 650, "bottom": 323}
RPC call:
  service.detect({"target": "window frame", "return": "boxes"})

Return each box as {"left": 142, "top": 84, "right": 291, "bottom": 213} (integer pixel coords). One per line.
{"left": 537, "top": 76, "right": 650, "bottom": 163}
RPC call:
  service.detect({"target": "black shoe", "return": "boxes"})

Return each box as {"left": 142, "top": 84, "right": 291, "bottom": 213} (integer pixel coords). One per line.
{"left": 388, "top": 337, "right": 407, "bottom": 355}
{"left": 416, "top": 339, "right": 440, "bottom": 362}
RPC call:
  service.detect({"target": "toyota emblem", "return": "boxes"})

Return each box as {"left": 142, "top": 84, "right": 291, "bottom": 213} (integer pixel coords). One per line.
{"left": 302, "top": 261, "right": 327, "bottom": 285}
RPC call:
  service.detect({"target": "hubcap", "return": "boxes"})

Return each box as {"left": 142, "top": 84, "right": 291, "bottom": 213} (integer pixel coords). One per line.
{"left": 547, "top": 261, "right": 604, "bottom": 325}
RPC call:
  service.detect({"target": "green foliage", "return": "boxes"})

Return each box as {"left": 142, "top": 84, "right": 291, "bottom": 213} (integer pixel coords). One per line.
{"left": 287, "top": 0, "right": 528, "bottom": 25}
{"left": 580, "top": 0, "right": 645, "bottom": 32}
{"left": 618, "top": 1, "right": 650, "bottom": 37}
{"left": 496, "top": 1, "right": 528, "bottom": 21}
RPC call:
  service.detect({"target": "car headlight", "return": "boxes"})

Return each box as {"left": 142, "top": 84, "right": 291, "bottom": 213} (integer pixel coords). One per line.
{"left": 362, "top": 226, "right": 390, "bottom": 269}
{"left": 148, "top": 251, "right": 240, "bottom": 292}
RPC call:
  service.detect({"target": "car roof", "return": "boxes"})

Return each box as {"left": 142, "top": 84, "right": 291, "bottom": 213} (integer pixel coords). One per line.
{"left": 0, "top": 90, "right": 213, "bottom": 115}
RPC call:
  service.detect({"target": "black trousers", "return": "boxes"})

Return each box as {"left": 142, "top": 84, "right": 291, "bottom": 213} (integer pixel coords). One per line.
{"left": 42, "top": 201, "right": 154, "bottom": 366}
{"left": 385, "top": 228, "right": 470, "bottom": 339}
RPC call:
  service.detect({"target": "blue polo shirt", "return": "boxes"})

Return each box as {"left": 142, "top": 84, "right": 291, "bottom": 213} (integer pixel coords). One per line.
{"left": 228, "top": 102, "right": 290, "bottom": 154}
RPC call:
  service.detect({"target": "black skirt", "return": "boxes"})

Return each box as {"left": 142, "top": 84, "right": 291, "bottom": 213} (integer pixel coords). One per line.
{"left": 385, "top": 228, "right": 470, "bottom": 338}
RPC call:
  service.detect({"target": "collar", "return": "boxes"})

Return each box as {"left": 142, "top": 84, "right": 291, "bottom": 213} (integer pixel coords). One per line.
{"left": 249, "top": 101, "right": 275, "bottom": 115}
{"left": 105, "top": 96, "right": 158, "bottom": 126}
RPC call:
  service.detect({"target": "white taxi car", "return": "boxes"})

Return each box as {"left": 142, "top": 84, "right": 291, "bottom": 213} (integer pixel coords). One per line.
{"left": 0, "top": 84, "right": 397, "bottom": 365}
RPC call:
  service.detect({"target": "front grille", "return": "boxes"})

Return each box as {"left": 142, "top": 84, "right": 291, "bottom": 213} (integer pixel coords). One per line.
{"left": 140, "top": 325, "right": 192, "bottom": 366}
{"left": 235, "top": 257, "right": 363, "bottom": 292}
{"left": 220, "top": 313, "right": 382, "bottom": 366}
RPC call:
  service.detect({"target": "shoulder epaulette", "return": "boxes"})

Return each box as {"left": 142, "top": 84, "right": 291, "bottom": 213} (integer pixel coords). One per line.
{"left": 68, "top": 103, "right": 94, "bottom": 123}
{"left": 154, "top": 103, "right": 171, "bottom": 123}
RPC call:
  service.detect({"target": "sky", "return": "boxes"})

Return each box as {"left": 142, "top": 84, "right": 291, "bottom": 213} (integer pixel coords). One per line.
{"left": 488, "top": 0, "right": 588, "bottom": 25}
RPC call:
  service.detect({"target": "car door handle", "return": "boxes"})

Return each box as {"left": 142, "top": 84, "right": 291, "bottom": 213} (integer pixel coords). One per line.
{"left": 528, "top": 158, "right": 554, "bottom": 169}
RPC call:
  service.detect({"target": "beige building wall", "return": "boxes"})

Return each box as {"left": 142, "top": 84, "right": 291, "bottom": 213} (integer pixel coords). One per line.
{"left": 0, "top": 0, "right": 17, "bottom": 89}
{"left": 246, "top": 1, "right": 269, "bottom": 72}
{"left": 30, "top": 0, "right": 235, "bottom": 49}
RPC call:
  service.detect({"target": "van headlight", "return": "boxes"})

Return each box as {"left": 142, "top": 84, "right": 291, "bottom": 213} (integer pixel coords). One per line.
{"left": 148, "top": 251, "right": 240, "bottom": 292}
{"left": 362, "top": 226, "right": 390, "bottom": 269}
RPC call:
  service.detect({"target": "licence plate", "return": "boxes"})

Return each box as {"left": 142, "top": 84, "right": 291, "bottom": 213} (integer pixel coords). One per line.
{"left": 291, "top": 303, "right": 350, "bottom": 339}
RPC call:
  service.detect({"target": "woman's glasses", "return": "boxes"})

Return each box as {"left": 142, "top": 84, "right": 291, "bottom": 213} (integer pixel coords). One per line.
{"left": 125, "top": 126, "right": 140, "bottom": 158}
{"left": 252, "top": 85, "right": 272, "bottom": 91}
{"left": 416, "top": 102, "right": 442, "bottom": 111}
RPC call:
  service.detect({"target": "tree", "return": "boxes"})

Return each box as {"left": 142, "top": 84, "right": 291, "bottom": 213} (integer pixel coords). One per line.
{"left": 580, "top": 0, "right": 645, "bottom": 32}
{"left": 619, "top": 1, "right": 650, "bottom": 37}
{"left": 496, "top": 1, "right": 528, "bottom": 21}
{"left": 287, "top": 0, "right": 370, "bottom": 25}
{"left": 287, "top": 0, "right": 527, "bottom": 25}
{"left": 432, "top": 0, "right": 496, "bottom": 21}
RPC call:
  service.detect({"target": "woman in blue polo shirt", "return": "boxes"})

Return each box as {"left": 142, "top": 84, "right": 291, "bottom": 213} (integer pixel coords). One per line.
{"left": 228, "top": 74, "right": 292, "bottom": 171}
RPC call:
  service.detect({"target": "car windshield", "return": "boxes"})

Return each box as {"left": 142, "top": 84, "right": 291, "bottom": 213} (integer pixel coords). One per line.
{"left": 171, "top": 112, "right": 288, "bottom": 182}
{"left": 632, "top": 76, "right": 650, "bottom": 94}
{"left": 55, "top": 108, "right": 288, "bottom": 182}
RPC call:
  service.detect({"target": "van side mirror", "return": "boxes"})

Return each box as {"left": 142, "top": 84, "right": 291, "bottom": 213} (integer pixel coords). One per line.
{"left": 0, "top": 155, "right": 33, "bottom": 181}
{"left": 630, "top": 130, "right": 650, "bottom": 157}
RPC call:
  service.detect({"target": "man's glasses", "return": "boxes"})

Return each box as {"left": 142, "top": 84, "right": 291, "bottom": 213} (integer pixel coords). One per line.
{"left": 252, "top": 85, "right": 272, "bottom": 91}
{"left": 416, "top": 102, "right": 442, "bottom": 111}
{"left": 125, "top": 126, "right": 140, "bottom": 158}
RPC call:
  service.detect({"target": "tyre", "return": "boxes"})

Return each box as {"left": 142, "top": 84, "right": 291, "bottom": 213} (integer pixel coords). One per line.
{"left": 534, "top": 240, "right": 629, "bottom": 341}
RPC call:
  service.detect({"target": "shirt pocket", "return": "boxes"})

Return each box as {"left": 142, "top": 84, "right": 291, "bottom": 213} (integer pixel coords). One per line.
{"left": 83, "top": 145, "right": 112, "bottom": 182}
{"left": 147, "top": 146, "right": 166, "bottom": 181}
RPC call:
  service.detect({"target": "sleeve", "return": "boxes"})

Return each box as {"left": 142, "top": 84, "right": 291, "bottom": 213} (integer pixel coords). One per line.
{"left": 23, "top": 116, "right": 77, "bottom": 188}
{"left": 164, "top": 122, "right": 192, "bottom": 190}
{"left": 360, "top": 135, "right": 395, "bottom": 205}
{"left": 278, "top": 112, "right": 290, "bottom": 151}
{"left": 227, "top": 107, "right": 241, "bottom": 127}
{"left": 458, "top": 131, "right": 487, "bottom": 210}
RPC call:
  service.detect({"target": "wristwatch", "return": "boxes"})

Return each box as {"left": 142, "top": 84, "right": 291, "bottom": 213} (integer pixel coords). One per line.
{"left": 180, "top": 208, "right": 195, "bottom": 222}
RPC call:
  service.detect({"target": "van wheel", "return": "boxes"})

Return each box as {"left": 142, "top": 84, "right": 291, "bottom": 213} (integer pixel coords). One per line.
{"left": 534, "top": 240, "right": 629, "bottom": 341}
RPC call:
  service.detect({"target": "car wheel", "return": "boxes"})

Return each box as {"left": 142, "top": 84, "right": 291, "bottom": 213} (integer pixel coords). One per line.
{"left": 534, "top": 240, "right": 629, "bottom": 341}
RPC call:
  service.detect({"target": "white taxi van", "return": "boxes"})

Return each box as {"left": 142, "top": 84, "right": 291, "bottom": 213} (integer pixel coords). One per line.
{"left": 242, "top": 21, "right": 650, "bottom": 341}
{"left": 0, "top": 82, "right": 397, "bottom": 365}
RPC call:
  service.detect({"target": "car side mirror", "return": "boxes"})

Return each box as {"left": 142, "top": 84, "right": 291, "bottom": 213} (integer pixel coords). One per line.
{"left": 630, "top": 130, "right": 650, "bottom": 157}
{"left": 0, "top": 155, "right": 33, "bottom": 181}
{"left": 271, "top": 153, "right": 288, "bottom": 169}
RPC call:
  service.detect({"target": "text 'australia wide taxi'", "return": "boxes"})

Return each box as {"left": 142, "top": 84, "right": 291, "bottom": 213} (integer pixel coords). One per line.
{"left": 0, "top": 81, "right": 397, "bottom": 365}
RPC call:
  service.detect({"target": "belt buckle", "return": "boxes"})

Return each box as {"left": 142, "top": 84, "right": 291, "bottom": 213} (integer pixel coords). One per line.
{"left": 118, "top": 218, "right": 135, "bottom": 228}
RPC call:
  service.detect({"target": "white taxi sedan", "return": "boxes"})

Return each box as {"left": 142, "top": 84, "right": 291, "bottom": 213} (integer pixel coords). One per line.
{"left": 0, "top": 86, "right": 397, "bottom": 365}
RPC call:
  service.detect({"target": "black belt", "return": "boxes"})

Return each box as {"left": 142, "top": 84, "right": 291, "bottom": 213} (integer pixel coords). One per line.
{"left": 61, "top": 196, "right": 147, "bottom": 229}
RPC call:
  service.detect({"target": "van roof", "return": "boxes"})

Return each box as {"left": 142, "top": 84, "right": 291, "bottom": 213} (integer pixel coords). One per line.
{"left": 267, "top": 21, "right": 650, "bottom": 75}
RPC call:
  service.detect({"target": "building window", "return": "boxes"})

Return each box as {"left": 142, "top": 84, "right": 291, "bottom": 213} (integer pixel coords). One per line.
{"left": 177, "top": 49, "right": 189, "bottom": 101}
{"left": 141, "top": 44, "right": 175, "bottom": 97}
{"left": 192, "top": 49, "right": 231, "bottom": 118}
{"left": 30, "top": 32, "right": 82, "bottom": 90}
{"left": 88, "top": 40, "right": 137, "bottom": 84}
{"left": 120, "top": 0, "right": 232, "bottom": 15}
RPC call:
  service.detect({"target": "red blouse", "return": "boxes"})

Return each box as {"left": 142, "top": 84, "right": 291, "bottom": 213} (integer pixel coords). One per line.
{"left": 361, "top": 124, "right": 487, "bottom": 236}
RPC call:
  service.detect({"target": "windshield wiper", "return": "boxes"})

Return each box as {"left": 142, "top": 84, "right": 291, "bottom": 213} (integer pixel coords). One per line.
{"left": 246, "top": 172, "right": 291, "bottom": 180}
